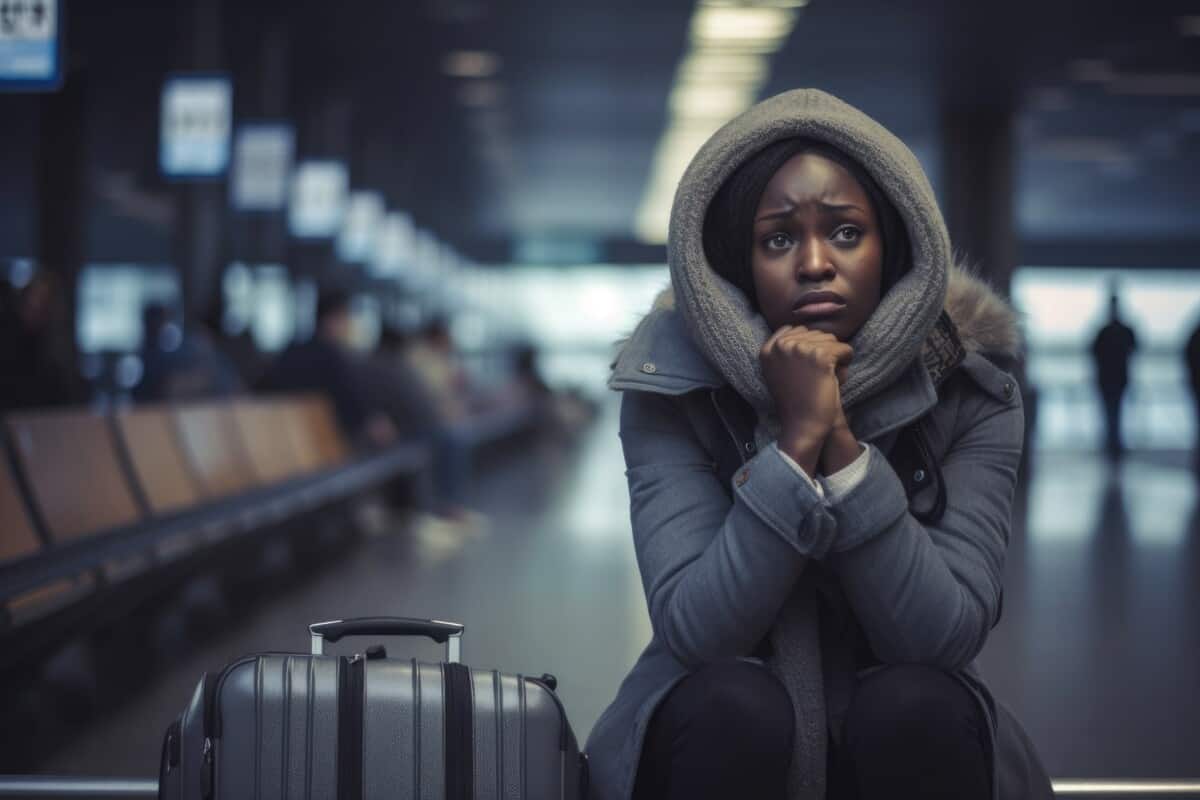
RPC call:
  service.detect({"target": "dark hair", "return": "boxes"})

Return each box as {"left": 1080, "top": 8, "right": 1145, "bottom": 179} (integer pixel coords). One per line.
{"left": 701, "top": 137, "right": 911, "bottom": 311}
{"left": 316, "top": 290, "right": 353, "bottom": 325}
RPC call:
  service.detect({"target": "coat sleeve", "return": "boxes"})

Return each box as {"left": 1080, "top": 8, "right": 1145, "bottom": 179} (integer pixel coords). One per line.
{"left": 620, "top": 389, "right": 837, "bottom": 669}
{"left": 824, "top": 381, "right": 1024, "bottom": 670}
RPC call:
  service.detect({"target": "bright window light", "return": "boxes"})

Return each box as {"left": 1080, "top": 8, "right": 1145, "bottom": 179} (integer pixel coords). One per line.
{"left": 1011, "top": 266, "right": 1200, "bottom": 452}
{"left": 690, "top": 6, "right": 796, "bottom": 46}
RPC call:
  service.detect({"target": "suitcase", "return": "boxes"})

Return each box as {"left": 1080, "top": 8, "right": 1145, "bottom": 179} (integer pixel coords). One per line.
{"left": 157, "top": 616, "right": 588, "bottom": 800}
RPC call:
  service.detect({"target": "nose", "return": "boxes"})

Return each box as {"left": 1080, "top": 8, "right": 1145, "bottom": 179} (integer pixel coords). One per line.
{"left": 795, "top": 234, "right": 835, "bottom": 281}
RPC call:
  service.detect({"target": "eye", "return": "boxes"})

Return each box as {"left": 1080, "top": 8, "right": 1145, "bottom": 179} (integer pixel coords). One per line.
{"left": 762, "top": 232, "right": 792, "bottom": 251}
{"left": 832, "top": 225, "right": 861, "bottom": 244}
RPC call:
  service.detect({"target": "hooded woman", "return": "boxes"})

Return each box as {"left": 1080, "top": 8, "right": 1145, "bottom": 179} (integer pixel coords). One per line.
{"left": 585, "top": 89, "right": 1054, "bottom": 799}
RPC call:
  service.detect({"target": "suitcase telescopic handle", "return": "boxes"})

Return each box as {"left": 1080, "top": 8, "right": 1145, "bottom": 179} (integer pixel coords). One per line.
{"left": 309, "top": 617, "right": 465, "bottom": 662}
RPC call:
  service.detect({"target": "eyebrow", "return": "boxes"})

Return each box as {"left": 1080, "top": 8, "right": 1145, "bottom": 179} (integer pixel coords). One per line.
{"left": 754, "top": 202, "right": 866, "bottom": 223}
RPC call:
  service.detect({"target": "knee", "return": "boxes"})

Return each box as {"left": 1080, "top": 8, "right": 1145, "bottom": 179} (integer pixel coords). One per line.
{"left": 845, "top": 664, "right": 978, "bottom": 748}
{"left": 682, "top": 660, "right": 794, "bottom": 747}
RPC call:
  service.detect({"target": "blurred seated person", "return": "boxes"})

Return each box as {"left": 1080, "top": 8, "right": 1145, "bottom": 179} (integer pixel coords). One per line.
{"left": 370, "top": 328, "right": 443, "bottom": 440}
{"left": 202, "top": 287, "right": 266, "bottom": 388}
{"left": 512, "top": 343, "right": 552, "bottom": 406}
{"left": 255, "top": 290, "right": 395, "bottom": 448}
{"left": 396, "top": 318, "right": 491, "bottom": 519}
{"left": 135, "top": 303, "right": 243, "bottom": 402}
{"left": 402, "top": 316, "right": 472, "bottom": 423}
{"left": 0, "top": 270, "right": 85, "bottom": 411}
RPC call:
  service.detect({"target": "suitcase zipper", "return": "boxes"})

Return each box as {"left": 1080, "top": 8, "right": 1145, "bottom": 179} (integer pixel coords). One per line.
{"left": 200, "top": 738, "right": 214, "bottom": 800}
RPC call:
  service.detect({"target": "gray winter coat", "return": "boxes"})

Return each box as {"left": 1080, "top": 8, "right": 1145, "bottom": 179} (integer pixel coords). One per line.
{"left": 584, "top": 88, "right": 1054, "bottom": 800}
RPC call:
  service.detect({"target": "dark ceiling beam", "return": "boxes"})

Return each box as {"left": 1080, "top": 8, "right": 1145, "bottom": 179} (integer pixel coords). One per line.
{"left": 1020, "top": 239, "right": 1200, "bottom": 270}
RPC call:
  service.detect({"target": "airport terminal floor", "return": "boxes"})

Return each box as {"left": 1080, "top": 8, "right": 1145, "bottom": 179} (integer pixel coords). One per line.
{"left": 33, "top": 393, "right": 1200, "bottom": 784}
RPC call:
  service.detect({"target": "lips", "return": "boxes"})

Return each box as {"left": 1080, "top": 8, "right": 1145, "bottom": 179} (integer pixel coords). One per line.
{"left": 792, "top": 290, "right": 847, "bottom": 318}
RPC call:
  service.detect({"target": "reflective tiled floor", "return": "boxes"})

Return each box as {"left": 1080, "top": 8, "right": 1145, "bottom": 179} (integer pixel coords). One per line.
{"left": 40, "top": 396, "right": 1200, "bottom": 780}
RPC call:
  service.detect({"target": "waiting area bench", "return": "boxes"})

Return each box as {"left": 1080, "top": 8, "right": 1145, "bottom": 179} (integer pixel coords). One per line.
{"left": 0, "top": 394, "right": 430, "bottom": 676}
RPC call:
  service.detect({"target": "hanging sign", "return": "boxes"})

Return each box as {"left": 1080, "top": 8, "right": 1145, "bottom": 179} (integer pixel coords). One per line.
{"left": 160, "top": 74, "right": 233, "bottom": 178}
{"left": 0, "top": 0, "right": 60, "bottom": 90}
{"left": 230, "top": 123, "right": 294, "bottom": 210}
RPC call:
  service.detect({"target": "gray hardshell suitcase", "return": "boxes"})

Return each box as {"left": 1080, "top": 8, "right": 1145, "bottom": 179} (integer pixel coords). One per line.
{"left": 157, "top": 617, "right": 587, "bottom": 800}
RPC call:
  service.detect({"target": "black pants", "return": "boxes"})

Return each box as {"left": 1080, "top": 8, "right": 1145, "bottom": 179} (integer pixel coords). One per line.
{"left": 632, "top": 660, "right": 991, "bottom": 800}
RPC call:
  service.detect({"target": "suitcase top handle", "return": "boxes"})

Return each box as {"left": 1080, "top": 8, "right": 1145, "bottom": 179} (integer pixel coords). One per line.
{"left": 309, "top": 617, "right": 465, "bottom": 662}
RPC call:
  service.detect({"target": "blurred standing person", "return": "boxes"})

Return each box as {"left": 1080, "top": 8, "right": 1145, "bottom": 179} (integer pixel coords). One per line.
{"left": 1090, "top": 284, "right": 1138, "bottom": 460}
{"left": 0, "top": 271, "right": 85, "bottom": 411}
{"left": 1185, "top": 314, "right": 1200, "bottom": 472}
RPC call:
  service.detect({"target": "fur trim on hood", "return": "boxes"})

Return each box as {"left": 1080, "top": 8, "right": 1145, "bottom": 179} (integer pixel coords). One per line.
{"left": 941, "top": 260, "right": 1022, "bottom": 360}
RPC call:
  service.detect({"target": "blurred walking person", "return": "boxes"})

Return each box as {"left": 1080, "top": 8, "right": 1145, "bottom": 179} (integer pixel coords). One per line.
{"left": 1185, "top": 314, "right": 1200, "bottom": 472}
{"left": 1090, "top": 284, "right": 1138, "bottom": 460}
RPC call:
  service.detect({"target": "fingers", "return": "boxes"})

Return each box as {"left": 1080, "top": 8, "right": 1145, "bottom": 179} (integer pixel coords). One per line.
{"left": 760, "top": 326, "right": 855, "bottom": 374}
{"left": 761, "top": 324, "right": 794, "bottom": 353}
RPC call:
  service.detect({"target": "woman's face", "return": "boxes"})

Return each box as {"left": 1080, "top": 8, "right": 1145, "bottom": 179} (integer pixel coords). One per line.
{"left": 750, "top": 152, "right": 884, "bottom": 340}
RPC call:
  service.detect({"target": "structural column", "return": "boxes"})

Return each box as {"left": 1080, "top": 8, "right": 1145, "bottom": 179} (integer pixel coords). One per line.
{"left": 172, "top": 0, "right": 226, "bottom": 319}
{"left": 939, "top": 101, "right": 1018, "bottom": 296}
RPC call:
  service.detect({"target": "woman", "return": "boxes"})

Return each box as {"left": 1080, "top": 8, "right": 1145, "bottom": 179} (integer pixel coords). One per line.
{"left": 585, "top": 89, "right": 1053, "bottom": 799}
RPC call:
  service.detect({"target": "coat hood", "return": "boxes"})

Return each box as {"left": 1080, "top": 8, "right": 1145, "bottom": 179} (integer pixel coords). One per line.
{"left": 667, "top": 88, "right": 961, "bottom": 413}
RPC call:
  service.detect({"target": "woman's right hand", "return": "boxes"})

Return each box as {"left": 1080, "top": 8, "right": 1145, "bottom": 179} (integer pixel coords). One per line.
{"left": 759, "top": 324, "right": 854, "bottom": 460}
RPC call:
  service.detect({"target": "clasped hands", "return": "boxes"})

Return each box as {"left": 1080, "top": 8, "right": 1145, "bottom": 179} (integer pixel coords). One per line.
{"left": 759, "top": 324, "right": 861, "bottom": 480}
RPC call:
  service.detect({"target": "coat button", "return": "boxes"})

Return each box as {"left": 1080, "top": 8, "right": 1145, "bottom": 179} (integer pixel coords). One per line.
{"left": 744, "top": 442, "right": 755, "bottom": 453}
{"left": 914, "top": 469, "right": 927, "bottom": 483}
{"left": 1002, "top": 381, "right": 1014, "bottom": 399}
{"left": 736, "top": 469, "right": 750, "bottom": 487}
{"left": 641, "top": 362, "right": 657, "bottom": 374}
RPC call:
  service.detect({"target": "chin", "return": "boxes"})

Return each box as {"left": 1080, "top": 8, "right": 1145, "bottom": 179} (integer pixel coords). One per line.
{"left": 802, "top": 318, "right": 845, "bottom": 338}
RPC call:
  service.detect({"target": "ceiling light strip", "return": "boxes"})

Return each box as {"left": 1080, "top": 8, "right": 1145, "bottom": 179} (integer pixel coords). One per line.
{"left": 635, "top": 1, "right": 804, "bottom": 244}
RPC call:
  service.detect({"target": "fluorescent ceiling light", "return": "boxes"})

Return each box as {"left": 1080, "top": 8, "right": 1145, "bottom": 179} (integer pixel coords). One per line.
{"left": 443, "top": 50, "right": 501, "bottom": 78}
{"left": 660, "top": 123, "right": 724, "bottom": 152}
{"left": 636, "top": 0, "right": 797, "bottom": 243}
{"left": 670, "top": 84, "right": 756, "bottom": 117}
{"left": 677, "top": 51, "right": 769, "bottom": 84}
{"left": 691, "top": 7, "right": 796, "bottom": 47}
{"left": 701, "top": 0, "right": 809, "bottom": 6}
